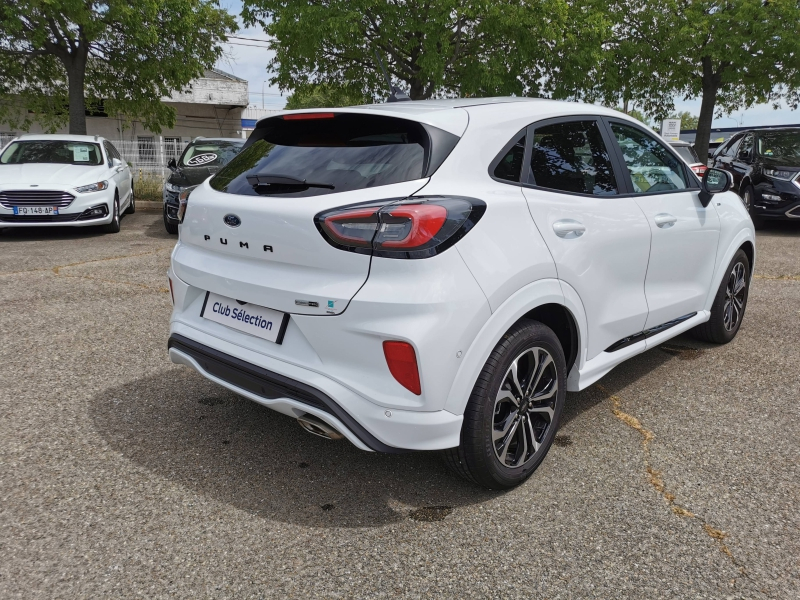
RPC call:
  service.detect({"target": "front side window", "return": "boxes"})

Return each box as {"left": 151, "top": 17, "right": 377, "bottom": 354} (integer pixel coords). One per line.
{"left": 494, "top": 135, "right": 526, "bottom": 182}
{"left": 211, "top": 114, "right": 438, "bottom": 197}
{"left": 723, "top": 136, "right": 743, "bottom": 157}
{"left": 180, "top": 141, "right": 242, "bottom": 168}
{"left": 528, "top": 120, "right": 618, "bottom": 195}
{"left": 737, "top": 134, "right": 754, "bottom": 160}
{"left": 0, "top": 140, "right": 103, "bottom": 166}
{"left": 610, "top": 123, "right": 688, "bottom": 193}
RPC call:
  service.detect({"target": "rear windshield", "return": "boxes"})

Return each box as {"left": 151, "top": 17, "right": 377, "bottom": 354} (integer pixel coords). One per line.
{"left": 180, "top": 141, "right": 242, "bottom": 168}
{"left": 674, "top": 145, "right": 700, "bottom": 164}
{"left": 0, "top": 140, "right": 104, "bottom": 166}
{"left": 210, "top": 114, "right": 433, "bottom": 197}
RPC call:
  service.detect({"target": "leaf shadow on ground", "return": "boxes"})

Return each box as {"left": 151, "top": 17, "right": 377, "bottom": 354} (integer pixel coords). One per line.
{"left": 90, "top": 333, "right": 702, "bottom": 529}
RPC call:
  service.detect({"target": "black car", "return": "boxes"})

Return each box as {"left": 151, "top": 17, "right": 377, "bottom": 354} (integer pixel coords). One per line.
{"left": 710, "top": 127, "right": 800, "bottom": 227}
{"left": 163, "top": 137, "right": 245, "bottom": 233}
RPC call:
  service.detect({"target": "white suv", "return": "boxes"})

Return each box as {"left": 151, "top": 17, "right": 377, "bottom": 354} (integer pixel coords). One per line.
{"left": 167, "top": 99, "right": 754, "bottom": 489}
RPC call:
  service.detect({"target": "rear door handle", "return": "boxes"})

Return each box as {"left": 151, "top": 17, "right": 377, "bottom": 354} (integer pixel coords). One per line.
{"left": 654, "top": 213, "right": 677, "bottom": 228}
{"left": 552, "top": 219, "right": 586, "bottom": 238}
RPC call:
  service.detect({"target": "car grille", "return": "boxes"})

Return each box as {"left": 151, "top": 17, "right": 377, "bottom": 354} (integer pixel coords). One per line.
{"left": 0, "top": 213, "right": 82, "bottom": 223}
{"left": 0, "top": 190, "right": 75, "bottom": 209}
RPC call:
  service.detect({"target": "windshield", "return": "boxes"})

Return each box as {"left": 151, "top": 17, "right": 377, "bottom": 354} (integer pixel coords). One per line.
{"left": 0, "top": 141, "right": 104, "bottom": 166}
{"left": 179, "top": 142, "right": 243, "bottom": 168}
{"left": 757, "top": 131, "right": 800, "bottom": 160}
{"left": 210, "top": 114, "right": 429, "bottom": 197}
{"left": 674, "top": 145, "right": 700, "bottom": 164}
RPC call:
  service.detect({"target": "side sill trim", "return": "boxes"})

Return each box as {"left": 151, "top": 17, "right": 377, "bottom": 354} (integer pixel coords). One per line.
{"left": 605, "top": 312, "right": 698, "bottom": 353}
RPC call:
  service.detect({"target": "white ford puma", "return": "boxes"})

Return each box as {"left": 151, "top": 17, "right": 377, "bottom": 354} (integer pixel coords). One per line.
{"left": 0, "top": 134, "right": 134, "bottom": 232}
{"left": 167, "top": 99, "right": 754, "bottom": 489}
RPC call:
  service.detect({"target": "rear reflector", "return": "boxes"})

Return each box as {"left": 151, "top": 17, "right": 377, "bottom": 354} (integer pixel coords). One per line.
{"left": 383, "top": 341, "right": 421, "bottom": 395}
{"left": 168, "top": 277, "right": 175, "bottom": 305}
{"left": 282, "top": 112, "right": 335, "bottom": 120}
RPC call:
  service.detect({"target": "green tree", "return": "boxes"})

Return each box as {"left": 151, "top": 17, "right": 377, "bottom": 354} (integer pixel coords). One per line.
{"left": 0, "top": 0, "right": 237, "bottom": 135}
{"left": 242, "top": 0, "right": 576, "bottom": 101}
{"left": 588, "top": 0, "right": 800, "bottom": 160}
{"left": 285, "top": 84, "right": 369, "bottom": 109}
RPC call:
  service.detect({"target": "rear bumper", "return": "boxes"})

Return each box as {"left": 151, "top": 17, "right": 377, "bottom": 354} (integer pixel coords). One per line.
{"left": 168, "top": 327, "right": 463, "bottom": 452}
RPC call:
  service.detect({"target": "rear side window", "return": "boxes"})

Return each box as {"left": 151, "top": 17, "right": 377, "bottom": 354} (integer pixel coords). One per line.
{"left": 610, "top": 123, "right": 687, "bottom": 193}
{"left": 493, "top": 135, "right": 525, "bottom": 182}
{"left": 211, "top": 114, "right": 455, "bottom": 197}
{"left": 674, "top": 145, "right": 699, "bottom": 164}
{"left": 528, "top": 120, "right": 618, "bottom": 195}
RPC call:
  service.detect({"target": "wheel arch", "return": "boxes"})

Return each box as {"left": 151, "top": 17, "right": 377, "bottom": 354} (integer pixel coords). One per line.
{"left": 704, "top": 226, "right": 756, "bottom": 310}
{"left": 443, "top": 278, "right": 587, "bottom": 416}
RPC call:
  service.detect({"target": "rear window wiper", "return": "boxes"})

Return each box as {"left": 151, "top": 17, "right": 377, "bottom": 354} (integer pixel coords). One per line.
{"left": 246, "top": 174, "right": 335, "bottom": 193}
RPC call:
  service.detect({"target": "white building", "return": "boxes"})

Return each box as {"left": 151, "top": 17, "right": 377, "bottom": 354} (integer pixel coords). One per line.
{"left": 1, "top": 68, "right": 250, "bottom": 169}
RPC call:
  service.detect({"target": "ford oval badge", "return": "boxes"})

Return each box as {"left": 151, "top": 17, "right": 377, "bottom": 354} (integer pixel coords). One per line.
{"left": 223, "top": 214, "right": 241, "bottom": 228}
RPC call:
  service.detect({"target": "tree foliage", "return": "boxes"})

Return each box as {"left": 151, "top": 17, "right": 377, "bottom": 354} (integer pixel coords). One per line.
{"left": 242, "top": 0, "right": 607, "bottom": 101}
{"left": 285, "top": 84, "right": 370, "bottom": 109}
{"left": 578, "top": 0, "right": 800, "bottom": 159}
{"left": 0, "top": 0, "right": 237, "bottom": 134}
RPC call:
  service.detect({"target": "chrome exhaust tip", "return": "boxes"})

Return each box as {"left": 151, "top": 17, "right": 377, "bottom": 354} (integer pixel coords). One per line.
{"left": 297, "top": 414, "right": 344, "bottom": 440}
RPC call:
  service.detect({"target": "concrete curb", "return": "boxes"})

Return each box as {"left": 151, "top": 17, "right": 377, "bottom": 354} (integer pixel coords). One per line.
{"left": 137, "top": 201, "right": 162, "bottom": 211}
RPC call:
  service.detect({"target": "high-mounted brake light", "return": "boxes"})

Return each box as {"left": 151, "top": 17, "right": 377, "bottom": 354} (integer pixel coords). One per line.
{"left": 282, "top": 112, "right": 336, "bottom": 120}
{"left": 383, "top": 341, "right": 421, "bottom": 395}
{"left": 315, "top": 196, "right": 485, "bottom": 259}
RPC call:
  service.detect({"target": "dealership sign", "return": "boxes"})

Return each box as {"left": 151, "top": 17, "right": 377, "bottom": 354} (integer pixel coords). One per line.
{"left": 661, "top": 119, "right": 681, "bottom": 141}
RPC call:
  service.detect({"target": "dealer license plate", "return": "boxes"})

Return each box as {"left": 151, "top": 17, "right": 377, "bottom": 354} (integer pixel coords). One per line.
{"left": 13, "top": 206, "right": 59, "bottom": 215}
{"left": 200, "top": 292, "right": 289, "bottom": 344}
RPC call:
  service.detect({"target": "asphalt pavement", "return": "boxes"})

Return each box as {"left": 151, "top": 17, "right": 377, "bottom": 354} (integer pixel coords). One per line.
{"left": 1, "top": 211, "right": 798, "bottom": 599}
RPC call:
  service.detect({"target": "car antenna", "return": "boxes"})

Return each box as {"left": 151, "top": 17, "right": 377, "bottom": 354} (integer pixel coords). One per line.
{"left": 374, "top": 50, "right": 411, "bottom": 103}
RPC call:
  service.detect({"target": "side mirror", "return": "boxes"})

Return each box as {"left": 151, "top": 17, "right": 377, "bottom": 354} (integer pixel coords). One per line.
{"left": 699, "top": 167, "right": 732, "bottom": 207}
{"left": 111, "top": 157, "right": 122, "bottom": 168}
{"left": 167, "top": 157, "right": 177, "bottom": 171}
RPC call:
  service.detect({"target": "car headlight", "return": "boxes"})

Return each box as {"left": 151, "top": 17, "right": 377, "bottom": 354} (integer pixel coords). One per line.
{"left": 165, "top": 182, "right": 182, "bottom": 193}
{"left": 75, "top": 180, "right": 109, "bottom": 193}
{"left": 763, "top": 168, "right": 797, "bottom": 181}
{"left": 177, "top": 185, "right": 198, "bottom": 223}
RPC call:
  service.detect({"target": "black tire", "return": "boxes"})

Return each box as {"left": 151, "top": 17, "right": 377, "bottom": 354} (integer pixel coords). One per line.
{"left": 164, "top": 205, "right": 179, "bottom": 234}
{"left": 692, "top": 249, "right": 750, "bottom": 344}
{"left": 124, "top": 183, "right": 135, "bottom": 214}
{"left": 103, "top": 195, "right": 121, "bottom": 233}
{"left": 741, "top": 185, "right": 764, "bottom": 229}
{"left": 443, "top": 319, "right": 566, "bottom": 489}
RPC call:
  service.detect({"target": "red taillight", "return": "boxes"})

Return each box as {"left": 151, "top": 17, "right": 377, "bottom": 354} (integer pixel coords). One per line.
{"left": 380, "top": 204, "right": 447, "bottom": 248}
{"left": 692, "top": 165, "right": 708, "bottom": 176}
{"left": 282, "top": 112, "right": 335, "bottom": 120}
{"left": 315, "top": 197, "right": 485, "bottom": 258}
{"left": 383, "top": 341, "right": 421, "bottom": 395}
{"left": 322, "top": 207, "right": 381, "bottom": 247}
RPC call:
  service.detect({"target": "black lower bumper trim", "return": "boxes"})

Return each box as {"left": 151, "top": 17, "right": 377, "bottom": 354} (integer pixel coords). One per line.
{"left": 168, "top": 333, "right": 408, "bottom": 453}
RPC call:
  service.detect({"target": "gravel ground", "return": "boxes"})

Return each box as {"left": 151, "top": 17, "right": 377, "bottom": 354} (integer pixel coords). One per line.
{"left": 1, "top": 212, "right": 798, "bottom": 599}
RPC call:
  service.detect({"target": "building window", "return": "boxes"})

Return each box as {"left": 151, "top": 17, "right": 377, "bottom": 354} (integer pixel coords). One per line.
{"left": 137, "top": 136, "right": 156, "bottom": 163}
{"left": 164, "top": 137, "right": 182, "bottom": 161}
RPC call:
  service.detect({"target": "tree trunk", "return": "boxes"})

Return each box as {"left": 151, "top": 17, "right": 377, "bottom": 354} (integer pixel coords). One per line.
{"left": 695, "top": 57, "right": 722, "bottom": 164}
{"left": 408, "top": 77, "right": 427, "bottom": 100}
{"left": 64, "top": 49, "right": 89, "bottom": 135}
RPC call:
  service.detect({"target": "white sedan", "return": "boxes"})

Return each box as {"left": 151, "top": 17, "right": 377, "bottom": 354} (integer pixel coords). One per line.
{"left": 0, "top": 134, "right": 134, "bottom": 232}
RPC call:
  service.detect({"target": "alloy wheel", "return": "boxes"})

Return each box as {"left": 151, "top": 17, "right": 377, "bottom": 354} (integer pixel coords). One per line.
{"left": 493, "top": 346, "right": 558, "bottom": 468}
{"left": 723, "top": 262, "right": 747, "bottom": 331}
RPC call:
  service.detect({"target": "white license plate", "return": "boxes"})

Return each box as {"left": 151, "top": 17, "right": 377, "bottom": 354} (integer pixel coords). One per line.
{"left": 13, "top": 206, "right": 59, "bottom": 215}
{"left": 201, "top": 292, "right": 289, "bottom": 344}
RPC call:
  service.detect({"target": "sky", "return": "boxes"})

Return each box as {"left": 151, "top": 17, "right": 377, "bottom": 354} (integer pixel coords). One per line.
{"left": 216, "top": 2, "right": 800, "bottom": 127}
